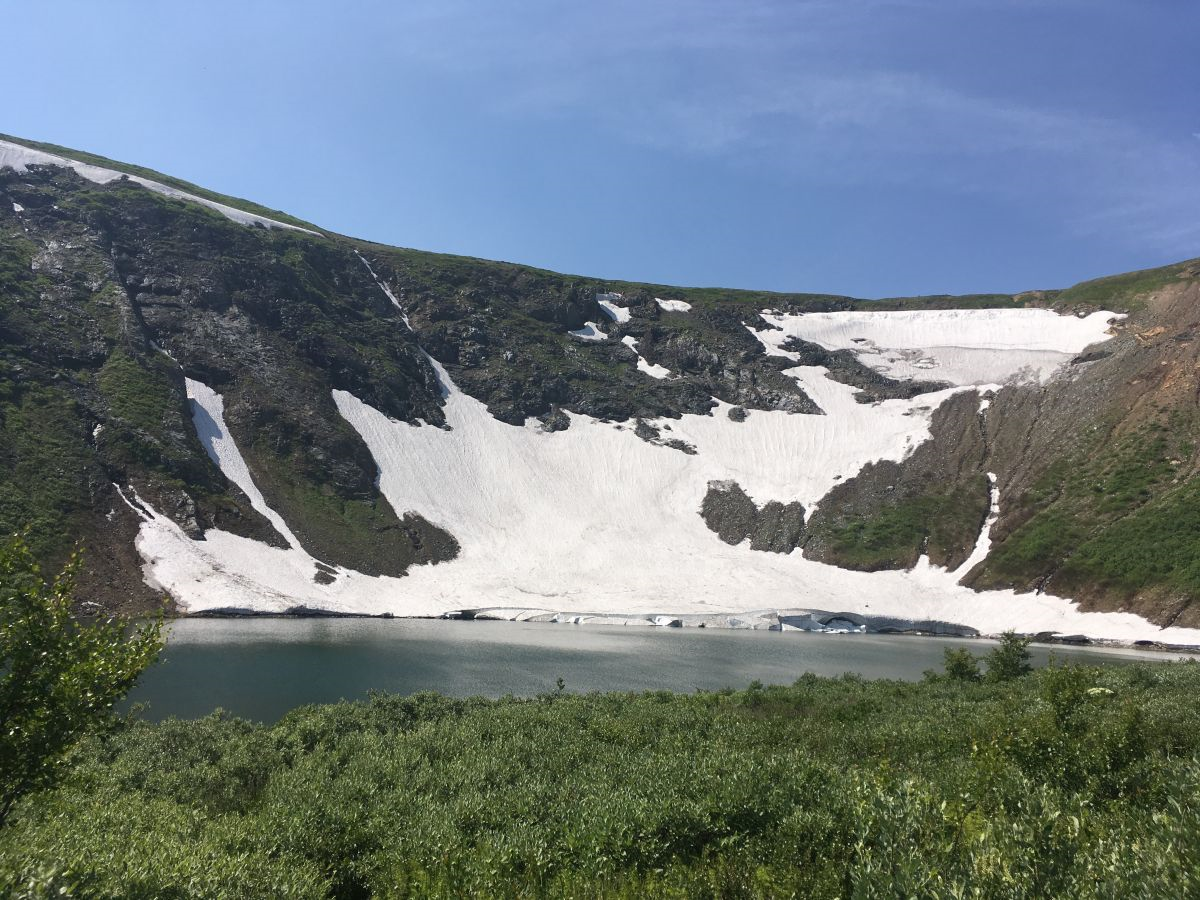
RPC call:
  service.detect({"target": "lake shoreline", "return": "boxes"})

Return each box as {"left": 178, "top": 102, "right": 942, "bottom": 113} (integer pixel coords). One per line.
{"left": 168, "top": 605, "right": 1200, "bottom": 655}
{"left": 129, "top": 618, "right": 1198, "bottom": 723}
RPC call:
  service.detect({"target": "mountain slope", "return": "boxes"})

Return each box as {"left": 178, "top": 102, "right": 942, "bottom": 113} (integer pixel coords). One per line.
{"left": 2, "top": 135, "right": 1198, "bottom": 641}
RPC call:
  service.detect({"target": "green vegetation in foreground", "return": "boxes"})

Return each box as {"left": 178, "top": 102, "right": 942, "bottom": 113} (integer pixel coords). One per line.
{"left": 0, "top": 534, "right": 162, "bottom": 827}
{"left": 3, "top": 649, "right": 1199, "bottom": 896}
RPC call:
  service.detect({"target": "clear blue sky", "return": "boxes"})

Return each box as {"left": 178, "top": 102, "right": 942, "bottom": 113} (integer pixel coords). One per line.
{"left": 8, "top": 1, "right": 1198, "bottom": 297}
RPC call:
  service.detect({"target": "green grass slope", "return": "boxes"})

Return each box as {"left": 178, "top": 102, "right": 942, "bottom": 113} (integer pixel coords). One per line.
{"left": 1045, "top": 258, "right": 1200, "bottom": 312}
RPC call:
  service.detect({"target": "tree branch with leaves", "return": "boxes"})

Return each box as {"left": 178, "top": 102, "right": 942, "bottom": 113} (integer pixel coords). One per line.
{"left": 0, "top": 533, "right": 163, "bottom": 826}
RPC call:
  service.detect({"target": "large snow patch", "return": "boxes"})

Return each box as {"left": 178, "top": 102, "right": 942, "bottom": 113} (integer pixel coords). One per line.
{"left": 126, "top": 379, "right": 412, "bottom": 614}
{"left": 124, "top": 308, "right": 1200, "bottom": 643}
{"left": 759, "top": 308, "right": 1122, "bottom": 386}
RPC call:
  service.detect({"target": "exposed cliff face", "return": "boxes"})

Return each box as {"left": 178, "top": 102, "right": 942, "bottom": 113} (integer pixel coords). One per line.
{"left": 968, "top": 276, "right": 1200, "bottom": 627}
{"left": 783, "top": 265, "right": 1200, "bottom": 629}
{"left": 373, "top": 269, "right": 822, "bottom": 426}
{"left": 802, "top": 390, "right": 990, "bottom": 572}
{"left": 3, "top": 134, "right": 1200, "bottom": 638}
{"left": 0, "top": 156, "right": 454, "bottom": 599}
{"left": 700, "top": 481, "right": 806, "bottom": 553}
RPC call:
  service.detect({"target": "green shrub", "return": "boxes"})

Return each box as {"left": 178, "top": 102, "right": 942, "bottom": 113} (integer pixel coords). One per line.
{"left": 943, "top": 646, "right": 983, "bottom": 682}
{"left": 1, "top": 661, "right": 1198, "bottom": 897}
{"left": 0, "top": 534, "right": 162, "bottom": 825}
{"left": 986, "top": 631, "right": 1033, "bottom": 682}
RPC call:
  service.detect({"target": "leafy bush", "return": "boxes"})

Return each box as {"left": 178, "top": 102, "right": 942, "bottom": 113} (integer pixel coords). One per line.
{"left": 0, "top": 534, "right": 162, "bottom": 825}
{"left": 1, "top": 659, "right": 1198, "bottom": 896}
{"left": 986, "top": 630, "right": 1033, "bottom": 681}
{"left": 943, "top": 646, "right": 982, "bottom": 682}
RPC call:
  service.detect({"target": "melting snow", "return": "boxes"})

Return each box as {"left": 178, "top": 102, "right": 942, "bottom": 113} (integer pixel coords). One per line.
{"left": 122, "top": 308, "right": 1200, "bottom": 643}
{"left": 11, "top": 202, "right": 23, "bottom": 213}
{"left": 621, "top": 335, "right": 671, "bottom": 379}
{"left": 186, "top": 379, "right": 302, "bottom": 549}
{"left": 0, "top": 139, "right": 318, "bottom": 235}
{"left": 126, "top": 379, "right": 417, "bottom": 614}
{"left": 569, "top": 322, "right": 608, "bottom": 341}
{"left": 654, "top": 297, "right": 692, "bottom": 312}
{"left": 954, "top": 472, "right": 1000, "bottom": 575}
{"left": 759, "top": 308, "right": 1122, "bottom": 386}
{"left": 355, "top": 251, "right": 410, "bottom": 327}
{"left": 597, "top": 297, "right": 631, "bottom": 323}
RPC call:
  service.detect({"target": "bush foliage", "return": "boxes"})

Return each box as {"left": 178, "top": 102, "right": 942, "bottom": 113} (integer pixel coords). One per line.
{"left": 0, "top": 534, "right": 162, "bottom": 826}
{"left": 1, "top": 650, "right": 1198, "bottom": 898}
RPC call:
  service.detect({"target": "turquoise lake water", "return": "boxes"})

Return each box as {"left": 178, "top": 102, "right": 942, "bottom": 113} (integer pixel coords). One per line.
{"left": 123, "top": 617, "right": 1194, "bottom": 722}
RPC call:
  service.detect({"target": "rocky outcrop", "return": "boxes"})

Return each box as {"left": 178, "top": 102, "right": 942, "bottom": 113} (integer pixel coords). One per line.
{"left": 803, "top": 390, "right": 991, "bottom": 571}
{"left": 0, "top": 164, "right": 457, "bottom": 604}
{"left": 700, "top": 481, "right": 806, "bottom": 553}
{"left": 405, "top": 280, "right": 822, "bottom": 425}
{"left": 778, "top": 335, "right": 950, "bottom": 402}
{"left": 790, "top": 267, "right": 1200, "bottom": 627}
{"left": 967, "top": 277, "right": 1200, "bottom": 627}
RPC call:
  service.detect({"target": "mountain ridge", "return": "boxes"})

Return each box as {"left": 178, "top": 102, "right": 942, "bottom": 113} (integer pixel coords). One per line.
{"left": 2, "top": 134, "right": 1199, "bottom": 642}
{"left": 8, "top": 129, "right": 1149, "bottom": 305}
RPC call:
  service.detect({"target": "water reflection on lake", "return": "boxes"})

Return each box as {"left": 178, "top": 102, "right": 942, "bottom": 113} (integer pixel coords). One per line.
{"left": 124, "top": 617, "right": 1196, "bottom": 722}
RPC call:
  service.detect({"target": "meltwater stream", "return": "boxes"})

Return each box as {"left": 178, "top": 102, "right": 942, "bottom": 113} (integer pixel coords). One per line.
{"left": 123, "top": 618, "right": 1195, "bottom": 722}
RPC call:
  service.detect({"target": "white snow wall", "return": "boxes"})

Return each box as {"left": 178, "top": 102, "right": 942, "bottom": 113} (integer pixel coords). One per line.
{"left": 122, "top": 308, "right": 1200, "bottom": 643}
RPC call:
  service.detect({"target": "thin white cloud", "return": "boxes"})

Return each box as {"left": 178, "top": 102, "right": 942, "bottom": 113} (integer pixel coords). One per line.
{"left": 373, "top": 0, "right": 1200, "bottom": 256}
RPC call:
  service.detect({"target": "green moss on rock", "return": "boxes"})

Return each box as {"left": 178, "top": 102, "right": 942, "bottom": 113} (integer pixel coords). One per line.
{"left": 823, "top": 477, "right": 989, "bottom": 571}
{"left": 0, "top": 379, "right": 95, "bottom": 562}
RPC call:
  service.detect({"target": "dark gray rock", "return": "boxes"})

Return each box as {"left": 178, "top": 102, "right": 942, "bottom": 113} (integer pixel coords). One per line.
{"left": 778, "top": 335, "right": 950, "bottom": 402}
{"left": 700, "top": 481, "right": 805, "bottom": 553}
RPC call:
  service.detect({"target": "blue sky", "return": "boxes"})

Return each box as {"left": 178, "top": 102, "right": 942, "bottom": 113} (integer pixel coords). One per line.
{"left": 8, "top": 1, "right": 1198, "bottom": 297}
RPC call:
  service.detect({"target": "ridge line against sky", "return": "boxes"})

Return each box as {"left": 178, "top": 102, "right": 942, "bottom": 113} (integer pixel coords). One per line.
{"left": 7, "top": 0, "right": 1198, "bottom": 298}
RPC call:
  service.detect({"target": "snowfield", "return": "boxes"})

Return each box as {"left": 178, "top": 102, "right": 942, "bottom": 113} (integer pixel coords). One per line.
{"left": 654, "top": 297, "right": 692, "bottom": 312}
{"left": 126, "top": 380, "right": 412, "bottom": 616}
{"left": 760, "top": 308, "right": 1122, "bottom": 386}
{"left": 0, "top": 139, "right": 318, "bottom": 234}
{"left": 123, "top": 306, "right": 1200, "bottom": 644}
{"left": 569, "top": 322, "right": 609, "bottom": 341}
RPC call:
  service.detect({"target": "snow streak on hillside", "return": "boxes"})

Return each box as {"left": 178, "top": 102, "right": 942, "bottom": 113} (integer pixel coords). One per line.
{"left": 186, "top": 379, "right": 303, "bottom": 550}
{"left": 129, "top": 379, "right": 412, "bottom": 614}
{"left": 124, "top": 308, "right": 1200, "bottom": 643}
{"left": 0, "top": 139, "right": 317, "bottom": 234}
{"left": 621, "top": 336, "right": 671, "bottom": 379}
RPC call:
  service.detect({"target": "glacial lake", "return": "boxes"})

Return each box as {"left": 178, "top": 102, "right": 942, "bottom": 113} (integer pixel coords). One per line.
{"left": 124, "top": 617, "right": 1196, "bottom": 722}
